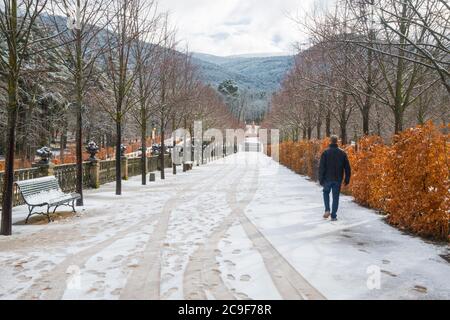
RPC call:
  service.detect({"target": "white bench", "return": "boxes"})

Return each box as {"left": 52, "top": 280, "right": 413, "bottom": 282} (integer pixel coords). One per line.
{"left": 15, "top": 176, "right": 81, "bottom": 223}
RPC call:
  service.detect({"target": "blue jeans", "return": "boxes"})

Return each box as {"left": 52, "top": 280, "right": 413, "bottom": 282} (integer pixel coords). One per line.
{"left": 323, "top": 181, "right": 341, "bottom": 218}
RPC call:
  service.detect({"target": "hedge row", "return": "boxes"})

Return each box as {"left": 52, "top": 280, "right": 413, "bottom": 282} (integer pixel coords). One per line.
{"left": 276, "top": 122, "right": 449, "bottom": 241}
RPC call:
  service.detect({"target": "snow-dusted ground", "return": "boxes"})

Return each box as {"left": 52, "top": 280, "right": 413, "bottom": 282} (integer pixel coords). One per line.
{"left": 0, "top": 149, "right": 448, "bottom": 300}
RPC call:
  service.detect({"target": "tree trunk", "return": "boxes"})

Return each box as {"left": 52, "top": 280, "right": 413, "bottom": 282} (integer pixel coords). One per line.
{"left": 393, "top": 2, "right": 407, "bottom": 135}
{"left": 160, "top": 128, "right": 165, "bottom": 179}
{"left": 140, "top": 120, "right": 147, "bottom": 185}
{"left": 60, "top": 128, "right": 66, "bottom": 164}
{"left": 316, "top": 120, "right": 322, "bottom": 140}
{"left": 340, "top": 123, "right": 347, "bottom": 145}
{"left": 75, "top": 27, "right": 84, "bottom": 205}
{"left": 1, "top": 0, "right": 18, "bottom": 236}
{"left": 172, "top": 117, "right": 176, "bottom": 175}
{"left": 363, "top": 30, "right": 374, "bottom": 136}
{"left": 1, "top": 75, "right": 19, "bottom": 236}
{"left": 417, "top": 104, "right": 426, "bottom": 125}
{"left": 307, "top": 126, "right": 312, "bottom": 140}
{"left": 362, "top": 87, "right": 371, "bottom": 136}
{"left": 325, "top": 111, "right": 331, "bottom": 137}
{"left": 394, "top": 109, "right": 404, "bottom": 134}
{"left": 115, "top": 120, "right": 122, "bottom": 195}
{"left": 362, "top": 103, "right": 370, "bottom": 136}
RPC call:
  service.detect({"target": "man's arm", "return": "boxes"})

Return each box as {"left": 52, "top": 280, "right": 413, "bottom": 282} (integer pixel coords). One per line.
{"left": 319, "top": 151, "right": 326, "bottom": 185}
{"left": 343, "top": 153, "right": 351, "bottom": 185}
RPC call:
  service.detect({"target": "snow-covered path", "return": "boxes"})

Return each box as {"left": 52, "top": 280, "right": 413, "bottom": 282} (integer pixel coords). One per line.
{"left": 0, "top": 151, "right": 449, "bottom": 300}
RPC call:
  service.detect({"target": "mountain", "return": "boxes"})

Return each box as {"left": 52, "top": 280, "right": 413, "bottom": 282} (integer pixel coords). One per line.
{"left": 191, "top": 52, "right": 294, "bottom": 93}
{"left": 192, "top": 53, "right": 294, "bottom": 122}
{"left": 191, "top": 52, "right": 294, "bottom": 122}
{"left": 190, "top": 57, "right": 257, "bottom": 91}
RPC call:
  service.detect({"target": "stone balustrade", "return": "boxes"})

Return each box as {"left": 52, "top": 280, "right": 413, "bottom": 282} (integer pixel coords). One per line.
{"left": 0, "top": 154, "right": 172, "bottom": 207}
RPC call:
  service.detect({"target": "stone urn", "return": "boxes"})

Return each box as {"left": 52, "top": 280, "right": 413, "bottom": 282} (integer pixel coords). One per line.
{"left": 36, "top": 146, "right": 53, "bottom": 164}
{"left": 86, "top": 141, "right": 100, "bottom": 162}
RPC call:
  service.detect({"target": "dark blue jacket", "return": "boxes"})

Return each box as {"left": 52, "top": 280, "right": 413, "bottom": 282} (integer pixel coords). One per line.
{"left": 319, "top": 144, "right": 351, "bottom": 185}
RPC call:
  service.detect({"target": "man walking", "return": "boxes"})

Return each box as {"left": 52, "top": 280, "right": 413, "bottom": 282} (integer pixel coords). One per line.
{"left": 319, "top": 135, "right": 351, "bottom": 221}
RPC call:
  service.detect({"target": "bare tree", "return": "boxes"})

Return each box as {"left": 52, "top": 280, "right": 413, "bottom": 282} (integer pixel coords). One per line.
{"left": 96, "top": 0, "right": 143, "bottom": 195}
{"left": 152, "top": 20, "right": 179, "bottom": 179}
{"left": 0, "top": 0, "right": 53, "bottom": 235}
{"left": 349, "top": 0, "right": 449, "bottom": 93}
{"left": 130, "top": 0, "right": 162, "bottom": 185}
{"left": 47, "top": 0, "right": 113, "bottom": 205}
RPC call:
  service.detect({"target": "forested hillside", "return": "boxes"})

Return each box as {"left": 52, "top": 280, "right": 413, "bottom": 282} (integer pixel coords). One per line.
{"left": 192, "top": 53, "right": 294, "bottom": 123}
{"left": 192, "top": 53, "right": 294, "bottom": 92}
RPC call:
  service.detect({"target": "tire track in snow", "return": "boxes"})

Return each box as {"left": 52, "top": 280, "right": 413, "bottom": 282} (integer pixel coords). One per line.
{"left": 182, "top": 168, "right": 246, "bottom": 300}
{"left": 230, "top": 158, "right": 326, "bottom": 300}
{"left": 119, "top": 161, "right": 237, "bottom": 300}
{"left": 18, "top": 162, "right": 226, "bottom": 300}
{"left": 18, "top": 212, "right": 162, "bottom": 300}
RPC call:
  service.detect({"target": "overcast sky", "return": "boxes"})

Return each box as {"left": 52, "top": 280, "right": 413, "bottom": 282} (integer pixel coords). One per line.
{"left": 158, "top": 0, "right": 322, "bottom": 56}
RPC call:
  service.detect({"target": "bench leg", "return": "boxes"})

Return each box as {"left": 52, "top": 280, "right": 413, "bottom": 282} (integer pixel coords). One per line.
{"left": 25, "top": 206, "right": 35, "bottom": 224}
{"left": 71, "top": 200, "right": 76, "bottom": 213}
{"left": 46, "top": 205, "right": 52, "bottom": 223}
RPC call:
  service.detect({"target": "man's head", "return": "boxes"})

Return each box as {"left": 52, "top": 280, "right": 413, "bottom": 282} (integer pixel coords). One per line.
{"left": 330, "top": 135, "right": 338, "bottom": 145}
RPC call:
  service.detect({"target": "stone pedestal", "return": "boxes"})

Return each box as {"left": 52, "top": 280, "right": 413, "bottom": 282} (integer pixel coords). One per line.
{"left": 121, "top": 156, "right": 128, "bottom": 180}
{"left": 149, "top": 173, "right": 156, "bottom": 182}
{"left": 89, "top": 161, "right": 100, "bottom": 188}
{"left": 32, "top": 161, "right": 55, "bottom": 176}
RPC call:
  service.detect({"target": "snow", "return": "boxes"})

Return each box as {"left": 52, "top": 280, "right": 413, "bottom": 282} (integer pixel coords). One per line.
{"left": 245, "top": 155, "right": 450, "bottom": 299}
{"left": 0, "top": 148, "right": 448, "bottom": 300}
{"left": 217, "top": 222, "right": 282, "bottom": 300}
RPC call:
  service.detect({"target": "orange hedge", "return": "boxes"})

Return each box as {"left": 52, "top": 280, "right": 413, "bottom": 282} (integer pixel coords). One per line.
{"left": 275, "top": 122, "right": 449, "bottom": 241}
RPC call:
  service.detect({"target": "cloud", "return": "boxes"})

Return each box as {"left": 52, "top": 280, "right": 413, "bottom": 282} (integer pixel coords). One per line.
{"left": 272, "top": 33, "right": 283, "bottom": 45}
{"left": 223, "top": 17, "right": 252, "bottom": 26}
{"left": 158, "top": 0, "right": 316, "bottom": 56}
{"left": 209, "top": 32, "right": 231, "bottom": 41}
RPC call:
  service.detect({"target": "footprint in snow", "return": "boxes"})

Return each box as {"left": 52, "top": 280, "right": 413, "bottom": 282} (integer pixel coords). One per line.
{"left": 162, "top": 287, "right": 178, "bottom": 299}
{"left": 240, "top": 274, "right": 251, "bottom": 281}
{"left": 413, "top": 285, "right": 427, "bottom": 293}
{"left": 162, "top": 273, "right": 175, "bottom": 281}
{"left": 172, "top": 265, "right": 182, "bottom": 272}
{"left": 112, "top": 255, "right": 124, "bottom": 263}
{"left": 224, "top": 260, "right": 236, "bottom": 267}
{"left": 235, "top": 292, "right": 251, "bottom": 300}
{"left": 212, "top": 268, "right": 221, "bottom": 274}
{"left": 381, "top": 270, "right": 397, "bottom": 277}
{"left": 227, "top": 274, "right": 235, "bottom": 280}
{"left": 88, "top": 270, "right": 106, "bottom": 278}
{"left": 111, "top": 288, "right": 121, "bottom": 296}
{"left": 17, "top": 275, "right": 32, "bottom": 282}
{"left": 127, "top": 262, "right": 140, "bottom": 268}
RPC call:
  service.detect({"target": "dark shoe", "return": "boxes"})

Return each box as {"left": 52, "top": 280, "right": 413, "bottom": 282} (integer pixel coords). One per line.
{"left": 331, "top": 217, "right": 338, "bottom": 221}
{"left": 323, "top": 211, "right": 331, "bottom": 219}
